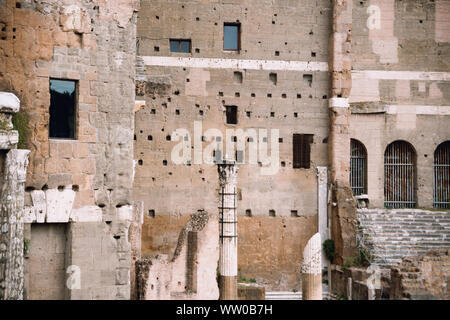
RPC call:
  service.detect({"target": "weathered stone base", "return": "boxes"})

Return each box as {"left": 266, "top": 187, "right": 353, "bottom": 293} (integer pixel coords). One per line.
{"left": 219, "top": 276, "right": 237, "bottom": 300}
{"left": 302, "top": 274, "right": 322, "bottom": 300}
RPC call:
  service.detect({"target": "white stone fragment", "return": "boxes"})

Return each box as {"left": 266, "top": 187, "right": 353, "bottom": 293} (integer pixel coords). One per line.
{"left": 0, "top": 92, "right": 20, "bottom": 113}
{"left": 30, "top": 190, "right": 46, "bottom": 223}
{"left": 117, "top": 205, "right": 133, "bottom": 221}
{"left": 45, "top": 189, "right": 75, "bottom": 223}
{"left": 301, "top": 233, "right": 322, "bottom": 275}
{"left": 70, "top": 206, "right": 102, "bottom": 222}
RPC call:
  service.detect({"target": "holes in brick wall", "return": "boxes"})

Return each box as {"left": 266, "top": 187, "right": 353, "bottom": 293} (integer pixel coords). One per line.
{"left": 147, "top": 135, "right": 152, "bottom": 140}
{"left": 269, "top": 209, "right": 276, "bottom": 217}
{"left": 294, "top": 112, "right": 298, "bottom": 118}
{"left": 174, "top": 90, "right": 180, "bottom": 95}
{"left": 281, "top": 161, "right": 286, "bottom": 167}
{"left": 291, "top": 210, "right": 299, "bottom": 217}
{"left": 163, "top": 160, "right": 168, "bottom": 166}
{"left": 195, "top": 48, "right": 200, "bottom": 53}
{"left": 151, "top": 109, "right": 156, "bottom": 114}
{"left": 133, "top": 134, "right": 136, "bottom": 140}
{"left": 297, "top": 94, "right": 302, "bottom": 99}
{"left": 235, "top": 92, "right": 240, "bottom": 97}
{"left": 154, "top": 46, "right": 159, "bottom": 52}
{"left": 195, "top": 104, "right": 200, "bottom": 108}
{"left": 323, "top": 95, "right": 327, "bottom": 99}
{"left": 138, "top": 159, "right": 143, "bottom": 165}
{"left": 251, "top": 93, "right": 255, "bottom": 98}
{"left": 279, "top": 138, "right": 283, "bottom": 143}
{"left": 42, "top": 184, "right": 48, "bottom": 191}
{"left": 175, "top": 109, "right": 180, "bottom": 115}
{"left": 16, "top": 2, "right": 21, "bottom": 8}
{"left": 166, "top": 135, "right": 171, "bottom": 141}
{"left": 275, "top": 51, "right": 280, "bottom": 56}
{"left": 186, "top": 78, "right": 190, "bottom": 82}
{"left": 98, "top": 203, "right": 106, "bottom": 208}
{"left": 303, "top": 74, "right": 313, "bottom": 87}
{"left": 270, "top": 112, "right": 275, "bottom": 117}
{"left": 282, "top": 93, "right": 287, "bottom": 99}
{"left": 234, "top": 71, "right": 243, "bottom": 84}
{"left": 196, "top": 17, "right": 200, "bottom": 21}
{"left": 25, "top": 186, "right": 35, "bottom": 192}
{"left": 246, "top": 111, "right": 251, "bottom": 118}
{"left": 72, "top": 185, "right": 79, "bottom": 192}
{"left": 245, "top": 209, "right": 252, "bottom": 217}
{"left": 311, "top": 52, "right": 316, "bottom": 57}
{"left": 113, "top": 235, "right": 121, "bottom": 240}
{"left": 218, "top": 92, "right": 223, "bottom": 97}
{"left": 155, "top": 16, "right": 159, "bottom": 20}
{"left": 269, "top": 73, "right": 277, "bottom": 85}
{"left": 199, "top": 110, "right": 204, "bottom": 116}
{"left": 267, "top": 93, "right": 272, "bottom": 98}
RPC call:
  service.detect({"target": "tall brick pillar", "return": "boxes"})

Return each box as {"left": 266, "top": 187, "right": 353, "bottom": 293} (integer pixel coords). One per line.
{"left": 218, "top": 161, "right": 238, "bottom": 300}
{"left": 329, "top": 0, "right": 358, "bottom": 264}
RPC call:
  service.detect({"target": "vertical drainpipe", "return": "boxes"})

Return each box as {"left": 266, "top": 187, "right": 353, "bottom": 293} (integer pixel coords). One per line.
{"left": 217, "top": 160, "right": 238, "bottom": 300}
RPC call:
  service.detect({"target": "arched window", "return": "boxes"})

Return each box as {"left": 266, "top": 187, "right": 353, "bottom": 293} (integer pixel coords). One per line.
{"left": 384, "top": 141, "right": 416, "bottom": 208}
{"left": 350, "top": 139, "right": 367, "bottom": 196}
{"left": 434, "top": 141, "right": 450, "bottom": 209}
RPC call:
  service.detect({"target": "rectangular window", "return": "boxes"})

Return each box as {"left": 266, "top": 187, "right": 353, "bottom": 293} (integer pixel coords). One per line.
{"left": 170, "top": 39, "right": 191, "bottom": 53}
{"left": 225, "top": 106, "right": 238, "bottom": 124}
{"left": 293, "top": 134, "right": 313, "bottom": 169}
{"left": 49, "top": 79, "right": 76, "bottom": 139}
{"left": 224, "top": 23, "right": 240, "bottom": 51}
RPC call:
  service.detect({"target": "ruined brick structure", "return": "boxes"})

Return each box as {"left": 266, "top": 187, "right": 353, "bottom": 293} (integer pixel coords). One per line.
{"left": 1, "top": 0, "right": 138, "bottom": 299}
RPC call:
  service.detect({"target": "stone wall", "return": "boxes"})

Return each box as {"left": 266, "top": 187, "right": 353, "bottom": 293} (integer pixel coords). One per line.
{"left": 134, "top": 0, "right": 331, "bottom": 292}
{"left": 0, "top": 0, "right": 138, "bottom": 299}
{"left": 391, "top": 249, "right": 450, "bottom": 300}
{"left": 136, "top": 210, "right": 219, "bottom": 300}
{"left": 349, "top": 0, "right": 450, "bottom": 208}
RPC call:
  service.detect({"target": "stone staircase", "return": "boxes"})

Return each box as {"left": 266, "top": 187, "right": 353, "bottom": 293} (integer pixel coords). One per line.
{"left": 357, "top": 209, "right": 450, "bottom": 267}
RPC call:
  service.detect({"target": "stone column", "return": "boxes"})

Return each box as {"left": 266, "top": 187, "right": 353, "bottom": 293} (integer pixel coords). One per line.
{"left": 317, "top": 166, "right": 329, "bottom": 267}
{"left": 329, "top": 0, "right": 358, "bottom": 264}
{"left": 0, "top": 149, "right": 30, "bottom": 300}
{"left": 301, "top": 233, "right": 322, "bottom": 300}
{"left": 217, "top": 161, "right": 238, "bottom": 300}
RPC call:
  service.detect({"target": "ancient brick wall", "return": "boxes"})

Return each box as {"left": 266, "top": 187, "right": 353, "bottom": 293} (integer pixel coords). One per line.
{"left": 349, "top": 0, "right": 450, "bottom": 208}
{"left": 135, "top": 0, "right": 331, "bottom": 292}
{"left": 0, "top": 0, "right": 138, "bottom": 299}
{"left": 391, "top": 250, "right": 450, "bottom": 300}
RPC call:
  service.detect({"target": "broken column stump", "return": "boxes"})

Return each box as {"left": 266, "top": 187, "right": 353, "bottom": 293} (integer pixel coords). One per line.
{"left": 301, "top": 233, "right": 322, "bottom": 300}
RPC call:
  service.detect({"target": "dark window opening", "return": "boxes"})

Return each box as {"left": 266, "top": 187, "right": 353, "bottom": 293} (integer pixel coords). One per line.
{"left": 170, "top": 39, "right": 191, "bottom": 53}
{"left": 350, "top": 139, "right": 367, "bottom": 196}
{"left": 293, "top": 134, "right": 313, "bottom": 169}
{"left": 49, "top": 79, "right": 76, "bottom": 139}
{"left": 226, "top": 106, "right": 238, "bottom": 124}
{"left": 224, "top": 23, "right": 240, "bottom": 51}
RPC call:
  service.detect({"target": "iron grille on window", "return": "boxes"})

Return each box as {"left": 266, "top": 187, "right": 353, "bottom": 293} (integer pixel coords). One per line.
{"left": 384, "top": 141, "right": 416, "bottom": 208}
{"left": 434, "top": 141, "right": 450, "bottom": 209}
{"left": 350, "top": 139, "right": 367, "bottom": 196}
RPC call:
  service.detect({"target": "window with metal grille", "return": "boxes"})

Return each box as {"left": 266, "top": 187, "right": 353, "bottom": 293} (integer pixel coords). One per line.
{"left": 384, "top": 141, "right": 416, "bottom": 208}
{"left": 170, "top": 39, "right": 191, "bottom": 53}
{"left": 350, "top": 139, "right": 367, "bottom": 196}
{"left": 434, "top": 141, "right": 450, "bottom": 209}
{"left": 293, "top": 134, "right": 313, "bottom": 169}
